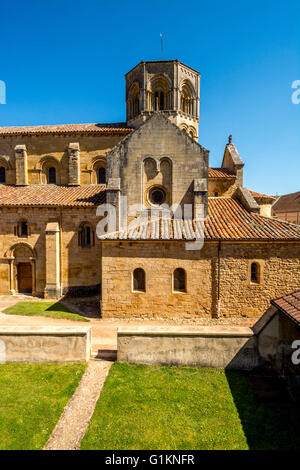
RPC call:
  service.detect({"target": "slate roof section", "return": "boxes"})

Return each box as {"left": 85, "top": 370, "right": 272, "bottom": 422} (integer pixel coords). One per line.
{"left": 208, "top": 168, "right": 236, "bottom": 178}
{"left": 0, "top": 123, "right": 133, "bottom": 136}
{"left": 0, "top": 184, "right": 106, "bottom": 207}
{"left": 99, "top": 197, "right": 300, "bottom": 241}
{"left": 271, "top": 291, "right": 300, "bottom": 325}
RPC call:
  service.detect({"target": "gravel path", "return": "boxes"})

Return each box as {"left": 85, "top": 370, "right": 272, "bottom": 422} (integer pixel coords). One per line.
{"left": 44, "top": 359, "right": 112, "bottom": 450}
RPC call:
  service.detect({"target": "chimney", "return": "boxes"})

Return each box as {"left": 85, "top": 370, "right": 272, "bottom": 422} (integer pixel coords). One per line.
{"left": 68, "top": 142, "right": 80, "bottom": 186}
{"left": 14, "top": 144, "right": 28, "bottom": 186}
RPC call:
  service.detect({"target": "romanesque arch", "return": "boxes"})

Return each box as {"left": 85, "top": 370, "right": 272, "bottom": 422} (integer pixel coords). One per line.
{"left": 4, "top": 243, "right": 36, "bottom": 295}
{"left": 36, "top": 156, "right": 61, "bottom": 184}
{"left": 149, "top": 74, "right": 172, "bottom": 111}
{"left": 180, "top": 79, "right": 196, "bottom": 116}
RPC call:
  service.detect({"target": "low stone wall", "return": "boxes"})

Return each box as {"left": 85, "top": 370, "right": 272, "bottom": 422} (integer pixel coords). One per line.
{"left": 117, "top": 326, "right": 260, "bottom": 370}
{"left": 0, "top": 326, "right": 91, "bottom": 363}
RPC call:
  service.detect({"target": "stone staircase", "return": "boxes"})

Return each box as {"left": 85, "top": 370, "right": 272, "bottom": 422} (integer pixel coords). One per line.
{"left": 91, "top": 348, "right": 117, "bottom": 361}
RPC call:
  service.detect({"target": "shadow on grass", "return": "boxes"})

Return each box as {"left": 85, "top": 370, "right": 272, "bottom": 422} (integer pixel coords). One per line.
{"left": 225, "top": 370, "right": 300, "bottom": 450}
{"left": 45, "top": 302, "right": 70, "bottom": 313}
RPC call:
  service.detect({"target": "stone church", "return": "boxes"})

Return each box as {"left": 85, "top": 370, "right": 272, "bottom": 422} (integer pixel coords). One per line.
{"left": 0, "top": 59, "right": 299, "bottom": 319}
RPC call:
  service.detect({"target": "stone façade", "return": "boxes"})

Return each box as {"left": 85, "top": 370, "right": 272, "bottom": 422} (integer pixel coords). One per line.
{"left": 0, "top": 59, "right": 299, "bottom": 319}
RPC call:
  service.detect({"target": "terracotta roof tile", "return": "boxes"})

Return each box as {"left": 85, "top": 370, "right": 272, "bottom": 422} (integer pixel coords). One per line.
{"left": 271, "top": 291, "right": 300, "bottom": 326}
{"left": 0, "top": 123, "right": 133, "bottom": 136}
{"left": 99, "top": 197, "right": 300, "bottom": 241}
{"left": 0, "top": 184, "right": 106, "bottom": 207}
{"left": 272, "top": 191, "right": 300, "bottom": 213}
{"left": 249, "top": 190, "right": 276, "bottom": 200}
{"left": 208, "top": 168, "right": 236, "bottom": 178}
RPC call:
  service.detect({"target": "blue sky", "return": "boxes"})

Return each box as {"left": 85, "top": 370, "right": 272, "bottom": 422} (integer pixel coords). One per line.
{"left": 0, "top": 0, "right": 299, "bottom": 195}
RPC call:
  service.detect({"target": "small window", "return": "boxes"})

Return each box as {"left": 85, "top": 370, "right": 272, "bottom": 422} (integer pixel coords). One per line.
{"left": 133, "top": 268, "right": 145, "bottom": 292}
{"left": 173, "top": 268, "right": 186, "bottom": 293}
{"left": 214, "top": 192, "right": 219, "bottom": 197}
{"left": 48, "top": 167, "right": 56, "bottom": 184}
{"left": 0, "top": 167, "right": 6, "bottom": 183}
{"left": 251, "top": 262, "right": 260, "bottom": 284}
{"left": 78, "top": 223, "right": 95, "bottom": 248}
{"left": 16, "top": 221, "right": 28, "bottom": 238}
{"left": 97, "top": 167, "right": 106, "bottom": 184}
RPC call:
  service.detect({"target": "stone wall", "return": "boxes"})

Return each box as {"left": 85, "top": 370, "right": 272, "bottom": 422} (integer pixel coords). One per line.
{"left": 117, "top": 326, "right": 259, "bottom": 370}
{"left": 208, "top": 178, "right": 237, "bottom": 197}
{"left": 0, "top": 133, "right": 124, "bottom": 185}
{"left": 0, "top": 206, "right": 101, "bottom": 296}
{"left": 106, "top": 113, "right": 209, "bottom": 226}
{"left": 0, "top": 326, "right": 91, "bottom": 362}
{"left": 101, "top": 240, "right": 300, "bottom": 319}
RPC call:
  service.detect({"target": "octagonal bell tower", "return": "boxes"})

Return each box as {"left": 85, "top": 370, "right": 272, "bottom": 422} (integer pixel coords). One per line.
{"left": 125, "top": 60, "right": 200, "bottom": 140}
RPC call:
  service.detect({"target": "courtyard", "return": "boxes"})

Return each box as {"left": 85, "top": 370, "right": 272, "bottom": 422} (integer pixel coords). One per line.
{"left": 0, "top": 359, "right": 299, "bottom": 450}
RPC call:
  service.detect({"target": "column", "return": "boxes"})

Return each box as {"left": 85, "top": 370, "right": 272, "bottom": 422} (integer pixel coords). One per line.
{"left": 44, "top": 222, "right": 60, "bottom": 299}
{"left": 14, "top": 144, "right": 28, "bottom": 186}
{"left": 68, "top": 142, "right": 80, "bottom": 186}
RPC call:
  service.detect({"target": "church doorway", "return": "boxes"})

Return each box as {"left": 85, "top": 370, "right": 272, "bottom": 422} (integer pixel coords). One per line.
{"left": 17, "top": 263, "right": 32, "bottom": 294}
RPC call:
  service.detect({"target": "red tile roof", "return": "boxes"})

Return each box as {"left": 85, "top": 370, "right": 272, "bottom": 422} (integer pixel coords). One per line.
{"left": 1, "top": 185, "right": 300, "bottom": 240}
{"left": 272, "top": 191, "right": 300, "bottom": 213}
{"left": 0, "top": 184, "right": 106, "bottom": 207}
{"left": 99, "top": 197, "right": 300, "bottom": 241}
{"left": 0, "top": 123, "right": 133, "bottom": 136}
{"left": 249, "top": 190, "right": 276, "bottom": 200}
{"left": 208, "top": 168, "right": 236, "bottom": 178}
{"left": 271, "top": 291, "right": 300, "bottom": 325}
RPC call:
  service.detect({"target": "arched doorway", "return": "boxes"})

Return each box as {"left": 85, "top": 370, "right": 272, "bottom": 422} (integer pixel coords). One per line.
{"left": 17, "top": 263, "right": 32, "bottom": 293}
{"left": 5, "top": 243, "right": 36, "bottom": 295}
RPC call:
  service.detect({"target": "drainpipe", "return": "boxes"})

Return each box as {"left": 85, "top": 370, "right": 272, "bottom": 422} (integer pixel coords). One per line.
{"left": 217, "top": 240, "right": 221, "bottom": 318}
{"left": 59, "top": 209, "right": 63, "bottom": 298}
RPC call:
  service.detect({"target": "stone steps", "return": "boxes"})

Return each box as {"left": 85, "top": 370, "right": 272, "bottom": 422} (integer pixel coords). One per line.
{"left": 91, "top": 349, "right": 117, "bottom": 361}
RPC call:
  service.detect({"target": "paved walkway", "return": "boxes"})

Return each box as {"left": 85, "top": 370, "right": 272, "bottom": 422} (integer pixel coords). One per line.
{"left": 44, "top": 359, "right": 112, "bottom": 450}
{"left": 0, "top": 295, "right": 255, "bottom": 352}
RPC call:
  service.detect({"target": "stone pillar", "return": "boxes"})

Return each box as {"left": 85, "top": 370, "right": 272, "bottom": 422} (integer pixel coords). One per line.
{"left": 44, "top": 222, "right": 60, "bottom": 299}
{"left": 14, "top": 144, "right": 28, "bottom": 186}
{"left": 68, "top": 142, "right": 80, "bottom": 186}
{"left": 193, "top": 178, "right": 208, "bottom": 219}
{"left": 8, "top": 258, "right": 15, "bottom": 295}
{"left": 106, "top": 178, "right": 121, "bottom": 231}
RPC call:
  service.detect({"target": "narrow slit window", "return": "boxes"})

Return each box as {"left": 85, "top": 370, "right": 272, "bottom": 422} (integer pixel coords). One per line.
{"left": 17, "top": 221, "right": 28, "bottom": 238}
{"left": 48, "top": 167, "right": 56, "bottom": 184}
{"left": 0, "top": 167, "right": 6, "bottom": 183}
{"left": 251, "top": 262, "right": 260, "bottom": 284}
{"left": 98, "top": 167, "right": 106, "bottom": 184}
{"left": 173, "top": 268, "right": 186, "bottom": 292}
{"left": 133, "top": 268, "right": 145, "bottom": 292}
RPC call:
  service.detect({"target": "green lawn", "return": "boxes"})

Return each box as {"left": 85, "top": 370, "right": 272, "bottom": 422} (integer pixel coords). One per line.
{"left": 3, "top": 301, "right": 89, "bottom": 322}
{"left": 81, "top": 362, "right": 300, "bottom": 450}
{"left": 0, "top": 362, "right": 86, "bottom": 450}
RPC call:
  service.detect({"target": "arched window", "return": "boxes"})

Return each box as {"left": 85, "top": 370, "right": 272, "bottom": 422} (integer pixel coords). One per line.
{"left": 150, "top": 75, "right": 171, "bottom": 111}
{"left": 97, "top": 167, "right": 106, "bottom": 184}
{"left": 173, "top": 268, "right": 186, "bottom": 292}
{"left": 78, "top": 223, "right": 95, "bottom": 248}
{"left": 180, "top": 80, "right": 195, "bottom": 116}
{"left": 15, "top": 220, "right": 28, "bottom": 238}
{"left": 133, "top": 268, "right": 145, "bottom": 292}
{"left": 250, "top": 262, "right": 260, "bottom": 284}
{"left": 0, "top": 167, "right": 6, "bottom": 183}
{"left": 48, "top": 167, "right": 56, "bottom": 184}
{"left": 128, "top": 82, "right": 140, "bottom": 120}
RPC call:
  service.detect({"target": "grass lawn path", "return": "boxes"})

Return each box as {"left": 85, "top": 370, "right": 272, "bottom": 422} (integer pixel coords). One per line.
{"left": 44, "top": 360, "right": 112, "bottom": 450}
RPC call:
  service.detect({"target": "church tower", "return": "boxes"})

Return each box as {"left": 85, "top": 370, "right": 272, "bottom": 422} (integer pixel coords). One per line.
{"left": 125, "top": 60, "right": 200, "bottom": 140}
